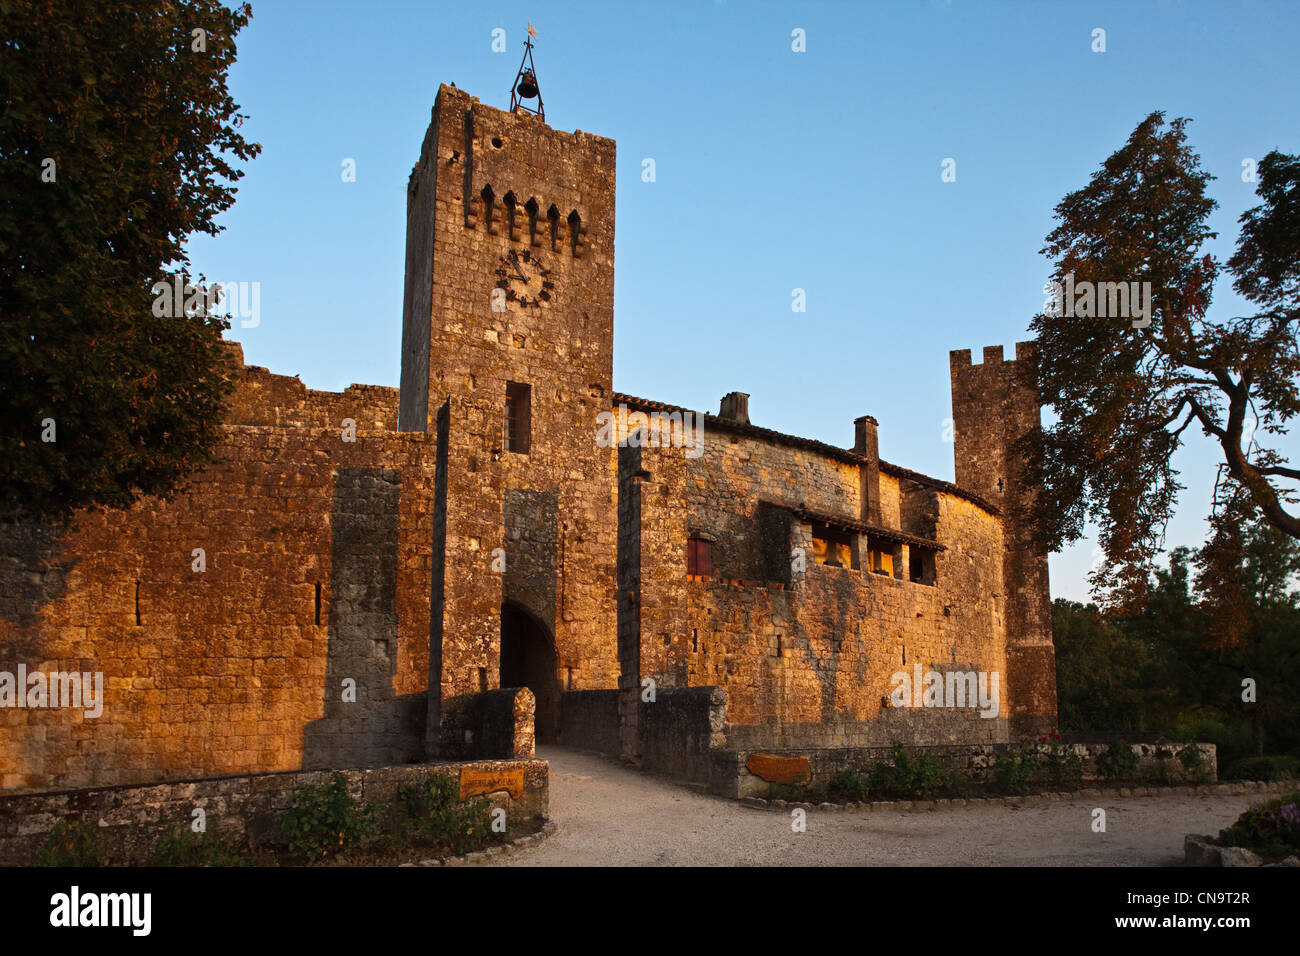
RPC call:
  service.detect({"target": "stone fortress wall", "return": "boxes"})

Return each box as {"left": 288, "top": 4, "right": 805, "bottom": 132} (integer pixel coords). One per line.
{"left": 0, "top": 84, "right": 1056, "bottom": 795}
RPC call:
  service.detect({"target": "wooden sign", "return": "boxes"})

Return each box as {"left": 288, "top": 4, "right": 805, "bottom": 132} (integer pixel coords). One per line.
{"left": 459, "top": 767, "right": 526, "bottom": 800}
{"left": 746, "top": 753, "right": 812, "bottom": 784}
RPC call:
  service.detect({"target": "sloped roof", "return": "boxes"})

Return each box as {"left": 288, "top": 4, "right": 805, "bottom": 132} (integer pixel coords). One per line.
{"left": 611, "top": 392, "right": 1000, "bottom": 516}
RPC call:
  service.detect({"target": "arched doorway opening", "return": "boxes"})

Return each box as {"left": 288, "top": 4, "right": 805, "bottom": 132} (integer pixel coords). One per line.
{"left": 500, "top": 602, "right": 560, "bottom": 744}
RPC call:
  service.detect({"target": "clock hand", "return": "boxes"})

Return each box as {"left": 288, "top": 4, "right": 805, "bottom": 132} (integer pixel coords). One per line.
{"left": 508, "top": 251, "right": 530, "bottom": 283}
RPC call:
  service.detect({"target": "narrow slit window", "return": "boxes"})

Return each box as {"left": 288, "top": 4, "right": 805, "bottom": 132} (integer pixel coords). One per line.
{"left": 314, "top": 582, "right": 322, "bottom": 625}
{"left": 567, "top": 209, "right": 581, "bottom": 257}
{"left": 503, "top": 191, "right": 518, "bottom": 240}
{"left": 134, "top": 581, "right": 141, "bottom": 626}
{"left": 480, "top": 184, "right": 496, "bottom": 233}
{"left": 505, "top": 381, "right": 531, "bottom": 454}
{"left": 547, "top": 204, "right": 561, "bottom": 251}
{"left": 525, "top": 196, "right": 540, "bottom": 245}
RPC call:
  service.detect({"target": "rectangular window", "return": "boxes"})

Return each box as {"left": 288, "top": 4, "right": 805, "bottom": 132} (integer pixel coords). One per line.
{"left": 686, "top": 538, "right": 713, "bottom": 578}
{"left": 866, "top": 535, "right": 894, "bottom": 576}
{"left": 909, "top": 548, "right": 935, "bottom": 586}
{"left": 505, "top": 381, "right": 531, "bottom": 454}
{"left": 812, "top": 523, "right": 855, "bottom": 569}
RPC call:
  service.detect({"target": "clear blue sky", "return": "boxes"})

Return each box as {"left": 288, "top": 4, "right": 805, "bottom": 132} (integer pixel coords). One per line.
{"left": 187, "top": 0, "right": 1300, "bottom": 602}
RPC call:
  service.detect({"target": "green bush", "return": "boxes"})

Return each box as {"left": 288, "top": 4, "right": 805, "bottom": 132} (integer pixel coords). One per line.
{"left": 869, "top": 742, "right": 954, "bottom": 799}
{"left": 149, "top": 828, "right": 264, "bottom": 867}
{"left": 1176, "top": 718, "right": 1254, "bottom": 770}
{"left": 39, "top": 820, "right": 110, "bottom": 867}
{"left": 993, "top": 745, "right": 1035, "bottom": 795}
{"left": 1095, "top": 739, "right": 1141, "bottom": 781}
{"left": 1215, "top": 792, "right": 1300, "bottom": 856}
{"left": 388, "top": 774, "right": 497, "bottom": 857}
{"left": 1223, "top": 755, "right": 1300, "bottom": 782}
{"left": 1039, "top": 737, "right": 1084, "bottom": 790}
{"left": 279, "top": 772, "right": 375, "bottom": 861}
{"left": 1177, "top": 744, "right": 1214, "bottom": 784}
{"left": 828, "top": 769, "right": 871, "bottom": 802}
{"left": 769, "top": 781, "right": 817, "bottom": 802}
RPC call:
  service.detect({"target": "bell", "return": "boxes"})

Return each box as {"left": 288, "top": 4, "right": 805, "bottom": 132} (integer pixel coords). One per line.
{"left": 516, "top": 71, "right": 539, "bottom": 99}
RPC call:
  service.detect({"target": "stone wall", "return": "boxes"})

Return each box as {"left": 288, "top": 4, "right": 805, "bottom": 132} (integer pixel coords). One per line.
{"left": 638, "top": 686, "right": 726, "bottom": 784}
{"left": 0, "top": 759, "right": 548, "bottom": 866}
{"left": 663, "top": 417, "right": 1010, "bottom": 743}
{"left": 438, "top": 687, "right": 535, "bottom": 760}
{"left": 558, "top": 689, "right": 620, "bottom": 755}
{"left": 712, "top": 742, "right": 1217, "bottom": 799}
{"left": 0, "top": 347, "right": 436, "bottom": 792}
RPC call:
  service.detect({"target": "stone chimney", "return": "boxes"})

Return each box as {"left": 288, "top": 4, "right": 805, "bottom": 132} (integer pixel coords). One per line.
{"left": 854, "top": 415, "right": 881, "bottom": 525}
{"left": 718, "top": 392, "right": 750, "bottom": 425}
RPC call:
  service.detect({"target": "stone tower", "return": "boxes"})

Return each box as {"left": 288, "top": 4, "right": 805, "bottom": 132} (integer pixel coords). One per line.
{"left": 398, "top": 84, "right": 619, "bottom": 754}
{"left": 950, "top": 342, "right": 1058, "bottom": 737}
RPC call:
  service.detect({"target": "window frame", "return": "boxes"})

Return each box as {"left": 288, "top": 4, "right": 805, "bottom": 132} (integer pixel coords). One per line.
{"left": 686, "top": 537, "right": 713, "bottom": 578}
{"left": 505, "top": 381, "right": 531, "bottom": 454}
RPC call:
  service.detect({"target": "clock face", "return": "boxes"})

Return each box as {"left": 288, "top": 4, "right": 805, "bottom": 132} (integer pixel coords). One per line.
{"left": 493, "top": 248, "right": 554, "bottom": 308}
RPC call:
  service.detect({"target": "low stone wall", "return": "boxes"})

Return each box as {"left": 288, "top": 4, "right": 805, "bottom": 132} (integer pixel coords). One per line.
{"left": 0, "top": 759, "right": 547, "bottom": 866}
{"left": 640, "top": 687, "right": 727, "bottom": 784}
{"left": 559, "top": 690, "right": 620, "bottom": 755}
{"left": 724, "top": 710, "right": 1006, "bottom": 751}
{"left": 711, "top": 741, "right": 1217, "bottom": 799}
{"left": 439, "top": 688, "right": 535, "bottom": 760}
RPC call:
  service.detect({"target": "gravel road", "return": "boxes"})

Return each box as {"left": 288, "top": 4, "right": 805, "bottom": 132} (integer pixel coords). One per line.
{"left": 500, "top": 746, "right": 1266, "bottom": 867}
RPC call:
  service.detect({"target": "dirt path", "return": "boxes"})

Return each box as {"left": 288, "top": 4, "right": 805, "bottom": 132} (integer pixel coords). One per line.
{"left": 500, "top": 746, "right": 1263, "bottom": 867}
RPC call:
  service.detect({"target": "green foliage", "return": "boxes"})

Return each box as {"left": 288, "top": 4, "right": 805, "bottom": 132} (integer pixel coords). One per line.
{"left": 991, "top": 738, "right": 1083, "bottom": 794}
{"left": 39, "top": 820, "right": 110, "bottom": 867}
{"left": 769, "top": 781, "right": 820, "bottom": 802}
{"left": 1094, "top": 739, "right": 1141, "bottom": 781}
{"left": 387, "top": 774, "right": 497, "bottom": 857}
{"left": 34, "top": 772, "right": 508, "bottom": 866}
{"left": 1215, "top": 792, "right": 1300, "bottom": 856}
{"left": 0, "top": 0, "right": 260, "bottom": 521}
{"left": 1039, "top": 736, "right": 1085, "bottom": 790}
{"left": 992, "top": 741, "right": 1041, "bottom": 795}
{"left": 1223, "top": 755, "right": 1300, "bottom": 782}
{"left": 1177, "top": 744, "right": 1214, "bottom": 784}
{"left": 1053, "top": 602, "right": 1155, "bottom": 733}
{"left": 1176, "top": 718, "right": 1254, "bottom": 770}
{"left": 1140, "top": 747, "right": 1180, "bottom": 786}
{"left": 869, "top": 742, "right": 954, "bottom": 799}
{"left": 828, "top": 769, "right": 871, "bottom": 802}
{"left": 149, "top": 827, "right": 262, "bottom": 866}
{"left": 278, "top": 772, "right": 375, "bottom": 861}
{"left": 1053, "top": 519, "right": 1300, "bottom": 762}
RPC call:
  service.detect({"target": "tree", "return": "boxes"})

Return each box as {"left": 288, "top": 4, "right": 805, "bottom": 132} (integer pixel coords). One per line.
{"left": 0, "top": 0, "right": 260, "bottom": 522}
{"left": 1193, "top": 487, "right": 1300, "bottom": 755}
{"left": 1022, "top": 112, "right": 1300, "bottom": 609}
{"left": 1053, "top": 522, "right": 1300, "bottom": 759}
{"left": 1051, "top": 598, "right": 1155, "bottom": 733}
